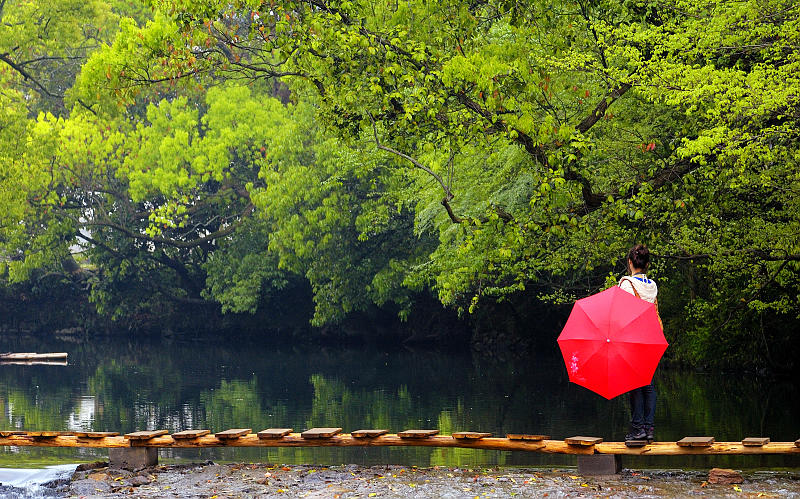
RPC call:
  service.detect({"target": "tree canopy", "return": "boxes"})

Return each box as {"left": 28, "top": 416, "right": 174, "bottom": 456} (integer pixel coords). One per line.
{"left": 1, "top": 0, "right": 799, "bottom": 369}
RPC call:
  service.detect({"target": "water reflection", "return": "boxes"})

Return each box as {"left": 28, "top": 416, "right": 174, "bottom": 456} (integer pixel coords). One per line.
{"left": 0, "top": 336, "right": 798, "bottom": 469}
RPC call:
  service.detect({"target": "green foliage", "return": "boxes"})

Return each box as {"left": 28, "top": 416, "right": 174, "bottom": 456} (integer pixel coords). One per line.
{"left": 2, "top": 0, "right": 800, "bottom": 368}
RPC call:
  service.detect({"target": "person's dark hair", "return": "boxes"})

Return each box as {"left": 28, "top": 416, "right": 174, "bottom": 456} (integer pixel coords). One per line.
{"left": 627, "top": 244, "right": 650, "bottom": 271}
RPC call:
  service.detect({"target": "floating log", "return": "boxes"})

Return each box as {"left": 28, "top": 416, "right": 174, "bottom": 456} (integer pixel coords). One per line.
{"left": 352, "top": 429, "right": 389, "bottom": 438}
{"left": 566, "top": 436, "right": 603, "bottom": 446}
{"left": 172, "top": 430, "right": 210, "bottom": 439}
{"left": 215, "top": 429, "right": 251, "bottom": 439}
{"left": 677, "top": 436, "right": 715, "bottom": 447}
{"left": 742, "top": 437, "right": 770, "bottom": 447}
{"left": 258, "top": 428, "right": 293, "bottom": 439}
{"left": 301, "top": 428, "right": 342, "bottom": 439}
{"left": 75, "top": 431, "right": 119, "bottom": 438}
{"left": 124, "top": 430, "right": 169, "bottom": 440}
{"left": 452, "top": 432, "right": 491, "bottom": 439}
{"left": 0, "top": 352, "right": 68, "bottom": 361}
{"left": 398, "top": 429, "right": 439, "bottom": 438}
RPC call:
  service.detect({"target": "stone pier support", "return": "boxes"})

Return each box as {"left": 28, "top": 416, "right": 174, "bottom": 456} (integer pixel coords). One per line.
{"left": 577, "top": 454, "right": 622, "bottom": 475}
{"left": 109, "top": 447, "right": 158, "bottom": 470}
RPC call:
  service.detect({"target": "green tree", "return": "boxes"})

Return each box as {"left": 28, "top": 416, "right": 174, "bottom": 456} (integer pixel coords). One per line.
{"left": 3, "top": 0, "right": 799, "bottom": 368}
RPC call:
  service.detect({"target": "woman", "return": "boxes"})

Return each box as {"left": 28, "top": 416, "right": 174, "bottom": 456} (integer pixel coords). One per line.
{"left": 618, "top": 244, "right": 660, "bottom": 442}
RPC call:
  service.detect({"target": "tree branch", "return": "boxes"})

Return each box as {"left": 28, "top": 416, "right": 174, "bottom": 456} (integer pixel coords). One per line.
{"left": 84, "top": 204, "right": 255, "bottom": 249}
{"left": 576, "top": 83, "right": 631, "bottom": 134}
{"left": 0, "top": 52, "right": 62, "bottom": 98}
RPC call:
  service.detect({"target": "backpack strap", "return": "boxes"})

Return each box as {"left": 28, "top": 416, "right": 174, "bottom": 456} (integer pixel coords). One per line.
{"left": 619, "top": 277, "right": 641, "bottom": 298}
{"left": 621, "top": 277, "right": 664, "bottom": 329}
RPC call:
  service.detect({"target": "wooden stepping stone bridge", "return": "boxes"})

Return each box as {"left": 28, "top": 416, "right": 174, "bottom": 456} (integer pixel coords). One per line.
{"left": 2, "top": 429, "right": 799, "bottom": 473}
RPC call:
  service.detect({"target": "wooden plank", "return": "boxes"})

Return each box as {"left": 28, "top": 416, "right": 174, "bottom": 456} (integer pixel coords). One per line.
{"left": 124, "top": 430, "right": 169, "bottom": 440}
{"left": 625, "top": 440, "right": 648, "bottom": 448}
{"left": 507, "top": 434, "right": 549, "bottom": 441}
{"left": 677, "top": 436, "right": 715, "bottom": 447}
{"left": 398, "top": 429, "right": 439, "bottom": 438}
{"left": 215, "top": 429, "right": 251, "bottom": 439}
{"left": 565, "top": 436, "right": 603, "bottom": 446}
{"left": 351, "top": 429, "right": 389, "bottom": 438}
{"left": 257, "top": 428, "right": 293, "bottom": 439}
{"left": 795, "top": 438, "right": 800, "bottom": 448}
{"left": 0, "top": 352, "right": 68, "bottom": 361}
{"left": 28, "top": 431, "right": 73, "bottom": 438}
{"left": 301, "top": 428, "right": 342, "bottom": 439}
{"left": 75, "top": 431, "right": 119, "bottom": 438}
{"left": 0, "top": 360, "right": 68, "bottom": 366}
{"left": 172, "top": 430, "right": 211, "bottom": 439}
{"left": 742, "top": 437, "right": 770, "bottom": 447}
{"left": 452, "top": 432, "right": 491, "bottom": 439}
{"left": 0, "top": 430, "right": 27, "bottom": 437}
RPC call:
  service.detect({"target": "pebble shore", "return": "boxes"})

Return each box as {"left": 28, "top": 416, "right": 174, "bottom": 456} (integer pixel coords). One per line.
{"left": 55, "top": 462, "right": 800, "bottom": 498}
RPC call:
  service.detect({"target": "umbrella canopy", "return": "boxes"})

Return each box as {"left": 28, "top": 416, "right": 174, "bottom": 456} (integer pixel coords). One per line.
{"left": 557, "top": 286, "right": 668, "bottom": 400}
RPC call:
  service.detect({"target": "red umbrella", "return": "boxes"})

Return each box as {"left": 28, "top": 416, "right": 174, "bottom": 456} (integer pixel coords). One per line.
{"left": 557, "top": 286, "right": 668, "bottom": 400}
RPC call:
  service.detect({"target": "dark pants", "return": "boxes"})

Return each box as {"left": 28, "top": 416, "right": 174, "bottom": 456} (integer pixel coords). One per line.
{"left": 629, "top": 383, "right": 656, "bottom": 429}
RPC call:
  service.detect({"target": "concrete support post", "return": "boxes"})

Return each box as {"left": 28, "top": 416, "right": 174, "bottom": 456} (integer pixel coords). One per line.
{"left": 577, "top": 454, "right": 622, "bottom": 475}
{"left": 109, "top": 447, "right": 158, "bottom": 470}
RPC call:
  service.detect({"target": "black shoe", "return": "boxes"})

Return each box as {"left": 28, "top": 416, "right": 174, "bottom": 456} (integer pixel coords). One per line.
{"left": 646, "top": 426, "right": 654, "bottom": 443}
{"left": 625, "top": 427, "right": 647, "bottom": 441}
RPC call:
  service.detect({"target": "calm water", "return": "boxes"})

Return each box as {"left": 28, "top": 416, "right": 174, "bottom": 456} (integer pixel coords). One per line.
{"left": 1, "top": 334, "right": 798, "bottom": 470}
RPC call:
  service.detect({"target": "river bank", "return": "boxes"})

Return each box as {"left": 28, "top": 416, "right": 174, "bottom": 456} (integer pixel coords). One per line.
{"left": 52, "top": 462, "right": 800, "bottom": 498}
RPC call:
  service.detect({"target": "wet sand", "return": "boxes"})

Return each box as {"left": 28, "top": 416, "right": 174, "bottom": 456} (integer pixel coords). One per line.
{"left": 63, "top": 462, "right": 800, "bottom": 498}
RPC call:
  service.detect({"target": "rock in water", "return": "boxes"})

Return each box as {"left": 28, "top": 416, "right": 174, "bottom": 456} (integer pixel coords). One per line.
{"left": 708, "top": 468, "right": 743, "bottom": 484}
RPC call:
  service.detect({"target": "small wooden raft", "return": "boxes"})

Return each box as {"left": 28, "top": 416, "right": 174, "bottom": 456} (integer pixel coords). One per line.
{"left": 742, "top": 437, "right": 770, "bottom": 447}
{"left": 258, "top": 428, "right": 293, "bottom": 439}
{"left": 677, "top": 436, "right": 715, "bottom": 447}
{"left": 0, "top": 352, "right": 68, "bottom": 361}
{"left": 301, "top": 428, "right": 342, "bottom": 439}
{"left": 215, "top": 429, "right": 251, "bottom": 439}
{"left": 507, "top": 434, "right": 549, "bottom": 441}
{"left": 452, "top": 432, "right": 491, "bottom": 439}
{"left": 75, "top": 431, "right": 119, "bottom": 438}
{"left": 398, "top": 429, "right": 439, "bottom": 439}
{"left": 352, "top": 429, "right": 389, "bottom": 438}
{"left": 566, "top": 436, "right": 603, "bottom": 446}
{"left": 172, "top": 430, "right": 210, "bottom": 439}
{"left": 124, "top": 430, "right": 169, "bottom": 440}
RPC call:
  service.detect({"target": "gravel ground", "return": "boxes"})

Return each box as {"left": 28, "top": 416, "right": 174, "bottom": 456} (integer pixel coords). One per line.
{"left": 59, "top": 462, "right": 800, "bottom": 498}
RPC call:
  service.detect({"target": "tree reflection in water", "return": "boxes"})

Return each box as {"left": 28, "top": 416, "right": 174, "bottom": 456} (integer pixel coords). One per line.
{"left": 0, "top": 336, "right": 798, "bottom": 469}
